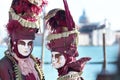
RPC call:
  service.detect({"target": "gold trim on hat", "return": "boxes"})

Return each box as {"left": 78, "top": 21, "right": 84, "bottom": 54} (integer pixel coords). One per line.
{"left": 44, "top": 8, "right": 63, "bottom": 20}
{"left": 28, "top": 0, "right": 42, "bottom": 6}
{"left": 47, "top": 29, "right": 79, "bottom": 41}
{"left": 46, "top": 29, "right": 79, "bottom": 47}
{"left": 9, "top": 8, "right": 41, "bottom": 29}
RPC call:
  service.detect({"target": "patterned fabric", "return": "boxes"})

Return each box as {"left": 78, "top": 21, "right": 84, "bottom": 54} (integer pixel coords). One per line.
{"left": 13, "top": 54, "right": 40, "bottom": 80}
{"left": 57, "top": 72, "right": 83, "bottom": 80}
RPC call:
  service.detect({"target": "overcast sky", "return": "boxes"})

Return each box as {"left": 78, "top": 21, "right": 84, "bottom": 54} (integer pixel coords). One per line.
{"left": 0, "top": 0, "right": 120, "bottom": 38}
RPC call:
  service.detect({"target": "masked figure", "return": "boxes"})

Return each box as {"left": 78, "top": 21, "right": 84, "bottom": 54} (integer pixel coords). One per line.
{"left": 45, "top": 0, "right": 91, "bottom": 80}
{"left": 0, "top": 0, "right": 47, "bottom": 80}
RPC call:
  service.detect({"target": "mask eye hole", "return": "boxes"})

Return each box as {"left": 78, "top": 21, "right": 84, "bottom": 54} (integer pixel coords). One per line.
{"left": 17, "top": 40, "right": 33, "bottom": 46}
{"left": 28, "top": 41, "right": 33, "bottom": 46}
{"left": 55, "top": 54, "right": 62, "bottom": 58}
{"left": 18, "top": 41, "right": 25, "bottom": 46}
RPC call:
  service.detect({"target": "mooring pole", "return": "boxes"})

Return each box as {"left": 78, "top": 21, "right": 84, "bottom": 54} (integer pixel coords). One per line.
{"left": 103, "top": 33, "right": 106, "bottom": 72}
{"left": 41, "top": 5, "right": 46, "bottom": 68}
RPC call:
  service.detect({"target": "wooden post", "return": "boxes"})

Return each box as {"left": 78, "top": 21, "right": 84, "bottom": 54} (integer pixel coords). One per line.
{"left": 102, "top": 33, "right": 106, "bottom": 72}
{"left": 116, "top": 38, "right": 120, "bottom": 74}
{"left": 96, "top": 33, "right": 114, "bottom": 80}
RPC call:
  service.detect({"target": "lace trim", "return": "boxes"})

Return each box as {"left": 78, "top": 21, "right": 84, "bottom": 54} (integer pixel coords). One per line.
{"left": 47, "top": 29, "right": 79, "bottom": 41}
{"left": 9, "top": 8, "right": 41, "bottom": 29}
{"left": 57, "top": 72, "right": 83, "bottom": 80}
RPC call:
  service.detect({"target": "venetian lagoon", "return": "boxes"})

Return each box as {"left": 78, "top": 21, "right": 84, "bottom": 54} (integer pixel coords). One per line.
{"left": 0, "top": 44, "right": 119, "bottom": 80}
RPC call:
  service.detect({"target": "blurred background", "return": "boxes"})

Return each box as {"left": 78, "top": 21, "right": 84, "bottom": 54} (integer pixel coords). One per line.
{"left": 0, "top": 0, "right": 120, "bottom": 80}
{"left": 0, "top": 0, "right": 120, "bottom": 46}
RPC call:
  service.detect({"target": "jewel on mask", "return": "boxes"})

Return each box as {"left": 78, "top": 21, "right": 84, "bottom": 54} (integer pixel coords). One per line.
{"left": 12, "top": 47, "right": 14, "bottom": 50}
{"left": 13, "top": 41, "right": 16, "bottom": 45}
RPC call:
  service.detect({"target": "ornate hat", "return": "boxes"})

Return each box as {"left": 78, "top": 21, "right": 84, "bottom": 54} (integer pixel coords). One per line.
{"left": 44, "top": 8, "right": 63, "bottom": 20}
{"left": 45, "top": 0, "right": 75, "bottom": 32}
{"left": 9, "top": 0, "right": 47, "bottom": 28}
{"left": 7, "top": 20, "right": 38, "bottom": 40}
{"left": 7, "top": 0, "right": 47, "bottom": 40}
{"left": 46, "top": 0, "right": 80, "bottom": 55}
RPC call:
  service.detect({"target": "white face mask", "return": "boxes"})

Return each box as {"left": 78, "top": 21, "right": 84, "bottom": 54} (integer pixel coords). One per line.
{"left": 51, "top": 52, "right": 66, "bottom": 69}
{"left": 17, "top": 40, "right": 33, "bottom": 57}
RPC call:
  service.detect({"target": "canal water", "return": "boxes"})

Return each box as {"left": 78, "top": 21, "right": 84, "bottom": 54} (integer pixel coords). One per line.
{"left": 0, "top": 44, "right": 119, "bottom": 80}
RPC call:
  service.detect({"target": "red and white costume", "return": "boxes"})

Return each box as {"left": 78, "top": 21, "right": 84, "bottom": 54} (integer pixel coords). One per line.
{"left": 0, "top": 0, "right": 47, "bottom": 80}
{"left": 45, "top": 0, "right": 91, "bottom": 80}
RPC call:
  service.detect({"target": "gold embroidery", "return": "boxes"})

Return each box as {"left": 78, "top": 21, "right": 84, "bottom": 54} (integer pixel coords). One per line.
{"left": 35, "top": 64, "right": 45, "bottom": 80}
{"left": 47, "top": 29, "right": 80, "bottom": 47}
{"left": 47, "top": 29, "right": 79, "bottom": 41}
{"left": 57, "top": 72, "right": 83, "bottom": 80}
{"left": 5, "top": 52, "right": 22, "bottom": 80}
{"left": 31, "top": 55, "right": 45, "bottom": 80}
{"left": 9, "top": 8, "right": 41, "bottom": 29}
{"left": 28, "top": 0, "right": 42, "bottom": 6}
